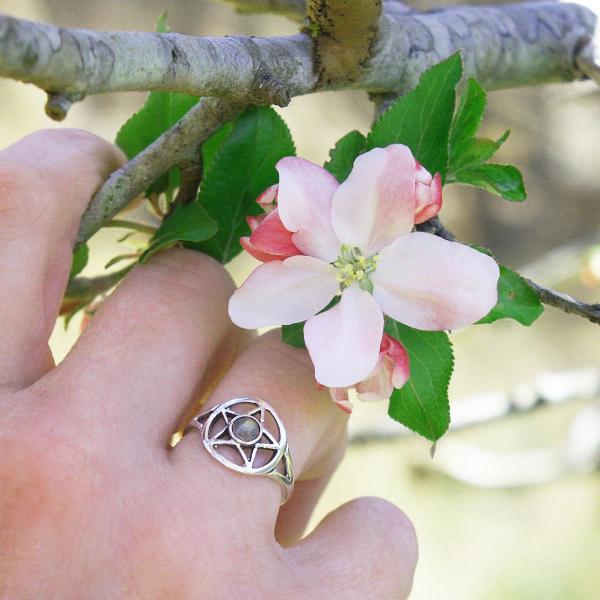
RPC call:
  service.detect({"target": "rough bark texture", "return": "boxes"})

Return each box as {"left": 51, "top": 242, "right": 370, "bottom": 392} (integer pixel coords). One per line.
{"left": 0, "top": 2, "right": 596, "bottom": 103}
{"left": 76, "top": 98, "right": 241, "bottom": 244}
{"left": 306, "top": 0, "right": 383, "bottom": 85}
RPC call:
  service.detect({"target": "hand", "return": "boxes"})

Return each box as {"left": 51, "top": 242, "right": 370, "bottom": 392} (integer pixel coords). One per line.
{"left": 0, "top": 129, "right": 417, "bottom": 599}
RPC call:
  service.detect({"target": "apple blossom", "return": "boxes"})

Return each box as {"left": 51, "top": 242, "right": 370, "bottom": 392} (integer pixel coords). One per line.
{"left": 240, "top": 184, "right": 304, "bottom": 262}
{"left": 329, "top": 333, "right": 410, "bottom": 414}
{"left": 228, "top": 144, "right": 499, "bottom": 389}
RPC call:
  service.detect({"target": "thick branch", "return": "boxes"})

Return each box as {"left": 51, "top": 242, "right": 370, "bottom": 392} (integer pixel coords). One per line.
{"left": 76, "top": 98, "right": 241, "bottom": 244}
{"left": 0, "top": 2, "right": 596, "bottom": 105}
{"left": 307, "top": 0, "right": 382, "bottom": 86}
{"left": 0, "top": 13, "right": 298, "bottom": 106}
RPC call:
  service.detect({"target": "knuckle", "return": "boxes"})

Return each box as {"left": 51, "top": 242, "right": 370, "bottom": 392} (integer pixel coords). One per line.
{"left": 362, "top": 497, "right": 418, "bottom": 556}
{"left": 138, "top": 248, "right": 235, "bottom": 301}
{"left": 357, "top": 497, "right": 418, "bottom": 594}
{"left": 25, "top": 128, "right": 118, "bottom": 159}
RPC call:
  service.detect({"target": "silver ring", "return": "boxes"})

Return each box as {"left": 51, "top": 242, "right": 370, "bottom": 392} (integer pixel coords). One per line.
{"left": 184, "top": 397, "right": 294, "bottom": 504}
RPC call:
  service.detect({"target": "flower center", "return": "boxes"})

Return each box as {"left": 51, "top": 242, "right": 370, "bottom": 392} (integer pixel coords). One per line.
{"left": 333, "top": 245, "right": 379, "bottom": 292}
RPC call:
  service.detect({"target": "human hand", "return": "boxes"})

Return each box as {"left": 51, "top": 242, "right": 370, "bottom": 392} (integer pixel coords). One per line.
{"left": 0, "top": 129, "right": 417, "bottom": 599}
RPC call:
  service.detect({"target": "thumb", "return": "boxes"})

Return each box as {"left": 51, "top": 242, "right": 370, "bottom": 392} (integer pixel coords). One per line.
{"left": 290, "top": 497, "right": 418, "bottom": 600}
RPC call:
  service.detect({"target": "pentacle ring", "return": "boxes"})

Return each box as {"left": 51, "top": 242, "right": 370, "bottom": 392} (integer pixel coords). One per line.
{"left": 184, "top": 397, "right": 294, "bottom": 504}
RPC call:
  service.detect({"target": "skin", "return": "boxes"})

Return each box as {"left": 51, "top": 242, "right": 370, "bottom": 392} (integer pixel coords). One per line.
{"left": 0, "top": 129, "right": 418, "bottom": 599}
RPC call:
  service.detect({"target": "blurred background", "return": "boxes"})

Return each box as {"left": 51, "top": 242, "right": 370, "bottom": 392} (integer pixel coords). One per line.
{"left": 1, "top": 0, "right": 599, "bottom": 598}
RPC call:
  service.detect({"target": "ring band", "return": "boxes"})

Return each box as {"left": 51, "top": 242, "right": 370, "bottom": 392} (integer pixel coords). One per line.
{"left": 184, "top": 397, "right": 294, "bottom": 504}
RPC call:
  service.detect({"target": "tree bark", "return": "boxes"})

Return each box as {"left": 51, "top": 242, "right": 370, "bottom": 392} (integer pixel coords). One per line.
{"left": 0, "top": 2, "right": 596, "bottom": 104}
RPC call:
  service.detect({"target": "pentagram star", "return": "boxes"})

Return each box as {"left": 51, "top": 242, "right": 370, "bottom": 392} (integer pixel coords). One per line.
{"left": 207, "top": 405, "right": 280, "bottom": 469}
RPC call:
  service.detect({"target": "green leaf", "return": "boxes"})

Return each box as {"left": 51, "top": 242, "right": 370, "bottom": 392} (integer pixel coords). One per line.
{"left": 455, "top": 164, "right": 526, "bottom": 201}
{"left": 385, "top": 319, "right": 454, "bottom": 442}
{"left": 194, "top": 106, "right": 295, "bottom": 264}
{"left": 449, "top": 78, "right": 487, "bottom": 152}
{"left": 155, "top": 11, "right": 169, "bottom": 33}
{"left": 324, "top": 130, "right": 367, "bottom": 183}
{"left": 449, "top": 137, "right": 505, "bottom": 174}
{"left": 478, "top": 264, "right": 544, "bottom": 325}
{"left": 115, "top": 12, "right": 198, "bottom": 199}
{"left": 201, "top": 122, "right": 233, "bottom": 174}
{"left": 447, "top": 77, "right": 514, "bottom": 185}
{"left": 70, "top": 243, "right": 89, "bottom": 278}
{"left": 139, "top": 202, "right": 217, "bottom": 263}
{"left": 281, "top": 322, "right": 306, "bottom": 348}
{"left": 367, "top": 53, "right": 463, "bottom": 180}
{"left": 115, "top": 91, "right": 199, "bottom": 198}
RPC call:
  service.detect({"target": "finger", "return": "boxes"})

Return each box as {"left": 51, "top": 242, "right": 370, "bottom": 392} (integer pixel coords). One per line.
{"left": 0, "top": 129, "right": 125, "bottom": 389}
{"left": 52, "top": 249, "right": 244, "bottom": 444}
{"left": 291, "top": 497, "right": 418, "bottom": 600}
{"left": 274, "top": 462, "right": 337, "bottom": 546}
{"left": 172, "top": 329, "right": 348, "bottom": 533}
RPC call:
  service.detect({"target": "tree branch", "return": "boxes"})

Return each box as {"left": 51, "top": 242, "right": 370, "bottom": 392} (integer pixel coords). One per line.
{"left": 0, "top": 2, "right": 596, "bottom": 111}
{"left": 417, "top": 217, "right": 600, "bottom": 326}
{"left": 525, "top": 278, "right": 600, "bottom": 325}
{"left": 0, "top": 12, "right": 297, "bottom": 107}
{"left": 76, "top": 98, "right": 241, "bottom": 244}
{"left": 307, "top": 0, "right": 383, "bottom": 86}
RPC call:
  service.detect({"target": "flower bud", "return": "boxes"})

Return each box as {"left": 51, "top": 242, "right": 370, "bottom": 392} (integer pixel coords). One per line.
{"left": 414, "top": 162, "right": 442, "bottom": 224}
{"left": 240, "top": 185, "right": 302, "bottom": 262}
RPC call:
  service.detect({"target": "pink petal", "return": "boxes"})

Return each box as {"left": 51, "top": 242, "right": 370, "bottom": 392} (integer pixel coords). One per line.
{"left": 381, "top": 333, "right": 410, "bottom": 388}
{"left": 246, "top": 214, "right": 265, "bottom": 232}
{"left": 355, "top": 354, "right": 393, "bottom": 402}
{"left": 414, "top": 172, "right": 442, "bottom": 224}
{"left": 372, "top": 232, "right": 500, "bottom": 330}
{"left": 276, "top": 157, "right": 341, "bottom": 261}
{"left": 240, "top": 237, "right": 291, "bottom": 263}
{"left": 228, "top": 256, "right": 338, "bottom": 329}
{"left": 329, "top": 387, "right": 354, "bottom": 414}
{"left": 331, "top": 145, "right": 417, "bottom": 256}
{"left": 242, "top": 209, "right": 302, "bottom": 262}
{"left": 256, "top": 184, "right": 278, "bottom": 213}
{"left": 304, "top": 284, "right": 383, "bottom": 387}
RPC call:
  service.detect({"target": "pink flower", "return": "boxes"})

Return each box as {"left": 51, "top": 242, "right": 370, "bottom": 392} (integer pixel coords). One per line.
{"left": 239, "top": 185, "right": 304, "bottom": 262}
{"left": 229, "top": 144, "right": 499, "bottom": 388}
{"left": 330, "top": 333, "right": 410, "bottom": 413}
{"left": 414, "top": 161, "right": 442, "bottom": 224}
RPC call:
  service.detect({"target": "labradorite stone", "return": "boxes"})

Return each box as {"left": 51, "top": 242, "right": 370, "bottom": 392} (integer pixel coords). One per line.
{"left": 231, "top": 416, "right": 261, "bottom": 443}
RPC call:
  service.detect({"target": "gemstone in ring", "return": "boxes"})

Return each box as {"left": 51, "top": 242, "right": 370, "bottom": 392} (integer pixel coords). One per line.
{"left": 184, "top": 397, "right": 294, "bottom": 504}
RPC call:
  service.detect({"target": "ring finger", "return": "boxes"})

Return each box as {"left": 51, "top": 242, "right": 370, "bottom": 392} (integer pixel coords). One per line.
{"left": 171, "top": 329, "right": 348, "bottom": 542}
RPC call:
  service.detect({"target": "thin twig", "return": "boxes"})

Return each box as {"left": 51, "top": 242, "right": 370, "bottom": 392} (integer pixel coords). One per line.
{"left": 415, "top": 216, "right": 457, "bottom": 241}
{"left": 419, "top": 217, "right": 600, "bottom": 326}
{"left": 76, "top": 98, "right": 241, "bottom": 245}
{"left": 173, "top": 158, "right": 204, "bottom": 207}
{"left": 525, "top": 279, "right": 600, "bottom": 325}
{"left": 64, "top": 265, "right": 133, "bottom": 302}
{"left": 105, "top": 220, "right": 157, "bottom": 236}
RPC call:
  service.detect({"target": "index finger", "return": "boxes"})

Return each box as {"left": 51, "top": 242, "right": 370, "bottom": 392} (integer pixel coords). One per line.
{"left": 0, "top": 129, "right": 125, "bottom": 390}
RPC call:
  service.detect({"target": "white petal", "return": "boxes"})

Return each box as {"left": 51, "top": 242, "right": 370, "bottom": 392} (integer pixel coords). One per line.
{"left": 304, "top": 285, "right": 383, "bottom": 387}
{"left": 372, "top": 232, "right": 500, "bottom": 330}
{"left": 276, "top": 157, "right": 341, "bottom": 261}
{"left": 331, "top": 145, "right": 417, "bottom": 255}
{"left": 228, "top": 256, "right": 338, "bottom": 328}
